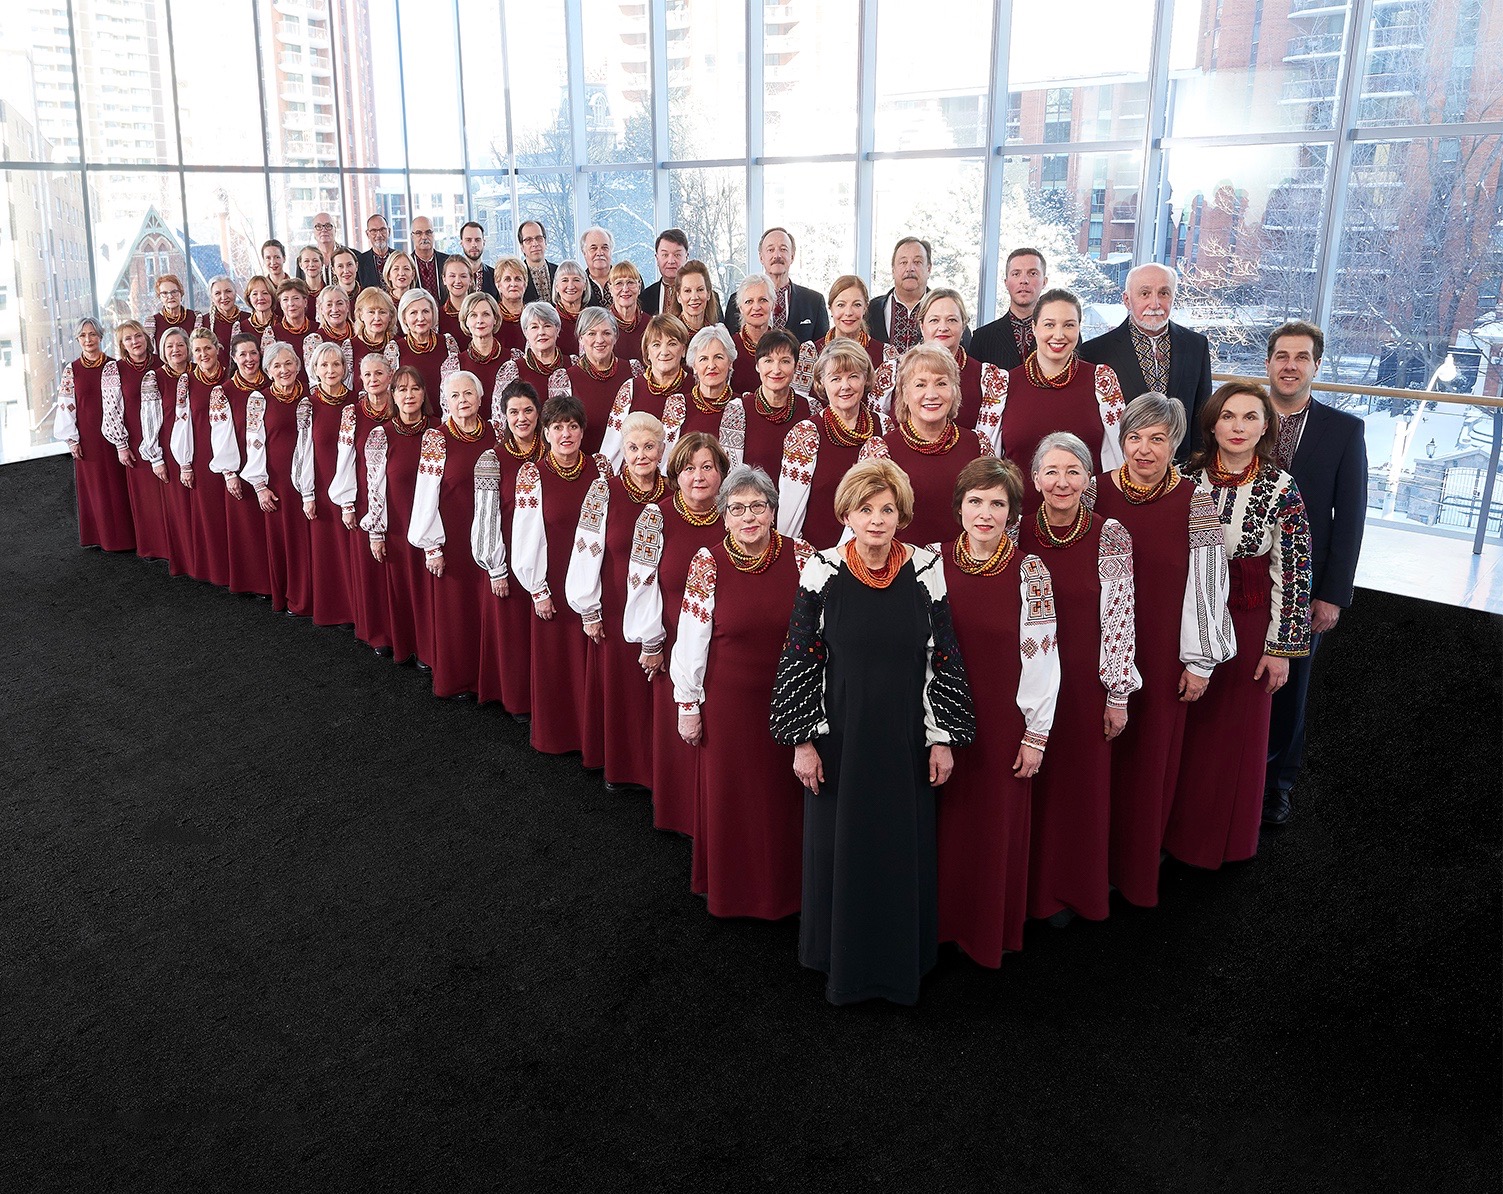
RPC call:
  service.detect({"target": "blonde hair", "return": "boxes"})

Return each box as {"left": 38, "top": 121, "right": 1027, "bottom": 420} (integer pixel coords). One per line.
{"left": 916, "top": 287, "right": 969, "bottom": 329}
{"left": 620, "top": 410, "right": 665, "bottom": 445}
{"left": 893, "top": 342, "right": 962, "bottom": 424}
{"left": 113, "top": 319, "right": 148, "bottom": 357}
{"left": 813, "top": 339, "right": 875, "bottom": 400}
{"left": 833, "top": 459, "right": 915, "bottom": 528}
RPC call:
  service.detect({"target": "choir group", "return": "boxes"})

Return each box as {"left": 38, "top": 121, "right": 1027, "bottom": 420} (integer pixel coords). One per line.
{"left": 53, "top": 214, "right": 1369, "bottom": 1005}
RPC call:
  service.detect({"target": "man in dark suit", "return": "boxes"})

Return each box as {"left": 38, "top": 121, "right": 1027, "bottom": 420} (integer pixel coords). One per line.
{"left": 458, "top": 220, "right": 500, "bottom": 300}
{"left": 517, "top": 220, "right": 558, "bottom": 304}
{"left": 1262, "top": 319, "right": 1368, "bottom": 826}
{"left": 409, "top": 216, "right": 448, "bottom": 299}
{"left": 1078, "top": 263, "right": 1213, "bottom": 458}
{"left": 641, "top": 228, "right": 689, "bottom": 316}
{"left": 724, "top": 228, "right": 829, "bottom": 344}
{"left": 356, "top": 214, "right": 392, "bottom": 290}
{"left": 970, "top": 247, "right": 1047, "bottom": 370}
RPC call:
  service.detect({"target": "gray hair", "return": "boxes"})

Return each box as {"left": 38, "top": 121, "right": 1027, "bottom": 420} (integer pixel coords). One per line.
{"left": 579, "top": 225, "right": 614, "bottom": 253}
{"left": 716, "top": 463, "right": 778, "bottom": 514}
{"left": 736, "top": 272, "right": 774, "bottom": 308}
{"left": 1031, "top": 430, "right": 1093, "bottom": 477}
{"left": 1124, "top": 262, "right": 1179, "bottom": 295}
{"left": 521, "top": 300, "right": 560, "bottom": 330}
{"left": 620, "top": 410, "right": 665, "bottom": 445}
{"left": 306, "top": 339, "right": 346, "bottom": 378}
{"left": 443, "top": 369, "right": 483, "bottom": 404}
{"left": 575, "top": 305, "right": 618, "bottom": 339}
{"left": 550, "top": 260, "right": 586, "bottom": 303}
{"left": 396, "top": 286, "right": 437, "bottom": 330}
{"left": 157, "top": 326, "right": 190, "bottom": 357}
{"left": 208, "top": 274, "right": 236, "bottom": 292}
{"left": 1119, "top": 392, "right": 1187, "bottom": 447}
{"left": 76, "top": 316, "right": 104, "bottom": 337}
{"left": 688, "top": 323, "right": 737, "bottom": 368}
{"left": 316, "top": 284, "right": 348, "bottom": 316}
{"left": 262, "top": 340, "right": 299, "bottom": 374}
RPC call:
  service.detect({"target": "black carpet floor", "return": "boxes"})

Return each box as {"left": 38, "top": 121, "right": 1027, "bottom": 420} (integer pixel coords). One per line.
{"left": 3, "top": 454, "right": 1499, "bottom": 1192}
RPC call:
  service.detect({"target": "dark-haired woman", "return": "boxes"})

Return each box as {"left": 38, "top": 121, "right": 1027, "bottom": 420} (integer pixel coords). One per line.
{"left": 184, "top": 329, "right": 234, "bottom": 586}
{"left": 738, "top": 328, "right": 811, "bottom": 475}
{"left": 793, "top": 275, "right": 886, "bottom": 398}
{"left": 598, "top": 314, "right": 694, "bottom": 471}
{"left": 485, "top": 380, "right": 547, "bottom": 715}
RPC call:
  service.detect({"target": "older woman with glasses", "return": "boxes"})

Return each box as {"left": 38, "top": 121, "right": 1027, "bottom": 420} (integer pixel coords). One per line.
{"left": 396, "top": 288, "right": 460, "bottom": 419}
{"left": 1018, "top": 431, "right": 1140, "bottom": 927}
{"left": 565, "top": 410, "right": 671, "bottom": 792}
{"left": 149, "top": 274, "right": 194, "bottom": 344}
{"left": 607, "top": 261, "right": 646, "bottom": 362}
{"left": 556, "top": 306, "right": 638, "bottom": 457}
{"left": 771, "top": 458, "right": 975, "bottom": 1006}
{"left": 670, "top": 464, "right": 814, "bottom": 919}
{"left": 1088, "top": 392, "right": 1235, "bottom": 908}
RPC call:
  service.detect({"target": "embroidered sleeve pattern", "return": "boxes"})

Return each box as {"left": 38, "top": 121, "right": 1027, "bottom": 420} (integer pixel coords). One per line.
{"left": 407, "top": 427, "right": 447, "bottom": 555}
{"left": 329, "top": 403, "right": 359, "bottom": 510}
{"left": 1097, "top": 517, "right": 1142, "bottom": 706}
{"left": 621, "top": 503, "right": 666, "bottom": 651}
{"left": 470, "top": 448, "right": 508, "bottom": 578}
{"left": 548, "top": 367, "right": 572, "bottom": 400}
{"left": 170, "top": 374, "right": 193, "bottom": 468}
{"left": 291, "top": 398, "right": 316, "bottom": 500}
{"left": 138, "top": 371, "right": 164, "bottom": 464}
{"left": 792, "top": 341, "right": 818, "bottom": 398}
{"left": 1181, "top": 483, "right": 1237, "bottom": 675}
{"left": 217, "top": 387, "right": 248, "bottom": 478}
{"left": 1095, "top": 364, "right": 1127, "bottom": 471}
{"left": 55, "top": 363, "right": 79, "bottom": 443}
{"left": 857, "top": 436, "right": 891, "bottom": 462}
{"left": 564, "top": 476, "right": 610, "bottom": 624}
{"left": 718, "top": 397, "right": 746, "bottom": 468}
{"left": 776, "top": 419, "right": 819, "bottom": 538}
{"left": 872, "top": 358, "right": 897, "bottom": 419}
{"left": 914, "top": 550, "right": 977, "bottom": 748}
{"left": 100, "top": 361, "right": 129, "bottom": 450}
{"left": 438, "top": 335, "right": 460, "bottom": 416}
{"left": 598, "top": 377, "right": 635, "bottom": 470}
{"left": 658, "top": 394, "right": 688, "bottom": 473}
{"left": 669, "top": 547, "right": 718, "bottom": 711}
{"left": 510, "top": 461, "right": 549, "bottom": 599}
{"left": 974, "top": 364, "right": 1007, "bottom": 456}
{"left": 359, "top": 425, "right": 389, "bottom": 539}
{"left": 770, "top": 550, "right": 838, "bottom": 745}
{"left": 1017, "top": 554, "right": 1061, "bottom": 752}
{"left": 1266, "top": 474, "right": 1313, "bottom": 658}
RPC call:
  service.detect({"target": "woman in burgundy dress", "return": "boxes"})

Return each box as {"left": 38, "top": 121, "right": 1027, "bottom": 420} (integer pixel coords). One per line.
{"left": 551, "top": 261, "right": 588, "bottom": 357}
{"left": 777, "top": 339, "right": 887, "bottom": 550}
{"left": 485, "top": 379, "right": 547, "bottom": 717}
{"left": 183, "top": 329, "right": 234, "bottom": 586}
{"left": 558, "top": 306, "right": 637, "bottom": 456}
{"left": 220, "top": 335, "right": 273, "bottom": 598}
{"left": 457, "top": 292, "right": 508, "bottom": 421}
{"left": 673, "top": 260, "right": 721, "bottom": 339}
{"left": 859, "top": 343, "right": 990, "bottom": 546}
{"left": 199, "top": 277, "right": 245, "bottom": 361}
{"left": 243, "top": 275, "right": 278, "bottom": 344}
{"left": 305, "top": 340, "right": 357, "bottom": 627}
{"left": 272, "top": 280, "right": 315, "bottom": 375}
{"left": 492, "top": 255, "right": 529, "bottom": 358}
{"left": 242, "top": 342, "right": 314, "bottom": 616}
{"left": 330, "top": 352, "right": 396, "bottom": 653}
{"left": 730, "top": 275, "right": 774, "bottom": 394}
{"left": 995, "top": 289, "right": 1126, "bottom": 513}
{"left": 598, "top": 313, "right": 693, "bottom": 470}
{"left": 495, "top": 301, "right": 569, "bottom": 415}
{"left": 511, "top": 394, "right": 612, "bottom": 753}
{"left": 678, "top": 325, "right": 746, "bottom": 460}
{"left": 739, "top": 328, "right": 811, "bottom": 475}
{"left": 396, "top": 289, "right": 459, "bottom": 419}
{"left": 565, "top": 410, "right": 669, "bottom": 790}
{"left": 630, "top": 432, "right": 731, "bottom": 837}
{"left": 104, "top": 319, "right": 171, "bottom": 562}
{"left": 148, "top": 274, "right": 195, "bottom": 346}
{"left": 351, "top": 287, "right": 400, "bottom": 380}
{"left": 1167, "top": 382, "right": 1312, "bottom": 870}
{"left": 898, "top": 288, "right": 1006, "bottom": 453}
{"left": 307, "top": 285, "right": 355, "bottom": 368}
{"left": 793, "top": 275, "right": 885, "bottom": 399}
{"left": 296, "top": 245, "right": 325, "bottom": 292}
{"left": 331, "top": 247, "right": 362, "bottom": 305}
{"left": 155, "top": 327, "right": 196, "bottom": 577}
{"left": 1090, "top": 393, "right": 1235, "bottom": 907}
{"left": 934, "top": 456, "right": 1060, "bottom": 967}
{"left": 408, "top": 371, "right": 507, "bottom": 700}
{"left": 361, "top": 366, "right": 435, "bottom": 667}
{"left": 670, "top": 463, "right": 813, "bottom": 918}
{"left": 607, "top": 261, "right": 646, "bottom": 365}
{"left": 1018, "top": 432, "right": 1140, "bottom": 926}
{"left": 438, "top": 257, "right": 474, "bottom": 352}
{"left": 55, "top": 317, "right": 133, "bottom": 552}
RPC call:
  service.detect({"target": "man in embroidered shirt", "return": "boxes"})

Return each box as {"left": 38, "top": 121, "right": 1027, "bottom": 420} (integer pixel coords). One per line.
{"left": 725, "top": 227, "right": 829, "bottom": 344}
{"left": 410, "top": 216, "right": 448, "bottom": 298}
{"left": 517, "top": 220, "right": 558, "bottom": 304}
{"left": 357, "top": 215, "right": 392, "bottom": 290}
{"left": 1079, "top": 262, "right": 1213, "bottom": 459}
{"left": 1261, "top": 320, "right": 1367, "bottom": 826}
{"left": 866, "top": 236, "right": 933, "bottom": 353}
{"left": 970, "top": 247, "right": 1048, "bottom": 369}
{"left": 580, "top": 226, "right": 614, "bottom": 308}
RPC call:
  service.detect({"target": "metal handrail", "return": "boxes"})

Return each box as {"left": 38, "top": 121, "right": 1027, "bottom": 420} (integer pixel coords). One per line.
{"left": 1210, "top": 373, "right": 1503, "bottom": 411}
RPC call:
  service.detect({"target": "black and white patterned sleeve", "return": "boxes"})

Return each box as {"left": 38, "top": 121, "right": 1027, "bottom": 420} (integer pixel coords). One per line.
{"left": 770, "top": 549, "right": 839, "bottom": 745}
{"left": 914, "top": 549, "right": 977, "bottom": 748}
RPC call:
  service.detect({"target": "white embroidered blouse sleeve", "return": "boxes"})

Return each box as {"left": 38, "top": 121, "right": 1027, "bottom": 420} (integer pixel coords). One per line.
{"left": 170, "top": 375, "right": 193, "bottom": 468}
{"left": 407, "top": 427, "right": 446, "bottom": 556}
{"left": 221, "top": 390, "right": 252, "bottom": 481}
{"left": 597, "top": 378, "right": 634, "bottom": 471}
{"left": 1095, "top": 364, "right": 1127, "bottom": 471}
{"left": 1097, "top": 517, "right": 1142, "bottom": 707}
{"left": 1016, "top": 554, "right": 1061, "bottom": 752}
{"left": 100, "top": 362, "right": 129, "bottom": 450}
{"left": 718, "top": 397, "right": 746, "bottom": 469}
{"left": 359, "top": 425, "right": 389, "bottom": 540}
{"left": 54, "top": 365, "right": 78, "bottom": 444}
{"left": 621, "top": 503, "right": 666, "bottom": 652}
{"left": 291, "top": 398, "right": 316, "bottom": 499}
{"left": 510, "top": 461, "right": 550, "bottom": 599}
{"left": 138, "top": 372, "right": 164, "bottom": 464}
{"left": 329, "top": 404, "right": 359, "bottom": 510}
{"left": 564, "top": 476, "right": 610, "bottom": 624}
{"left": 470, "top": 448, "right": 508, "bottom": 578}
{"left": 670, "top": 548, "right": 717, "bottom": 712}
{"left": 776, "top": 420, "right": 819, "bottom": 538}
{"left": 1181, "top": 482, "right": 1237, "bottom": 675}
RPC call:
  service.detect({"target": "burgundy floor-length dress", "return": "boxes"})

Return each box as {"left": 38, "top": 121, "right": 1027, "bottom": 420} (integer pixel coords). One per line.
{"left": 397, "top": 334, "right": 456, "bottom": 418}
{"left": 343, "top": 401, "right": 394, "bottom": 650}
{"left": 185, "top": 367, "right": 232, "bottom": 586}
{"left": 460, "top": 343, "right": 508, "bottom": 423}
{"left": 371, "top": 417, "right": 436, "bottom": 666}
{"left": 1000, "top": 360, "right": 1124, "bottom": 513}
{"left": 863, "top": 425, "right": 988, "bottom": 547}
{"left": 648, "top": 504, "right": 725, "bottom": 836}
{"left": 257, "top": 387, "right": 314, "bottom": 616}
{"left": 412, "top": 422, "right": 500, "bottom": 699}
{"left": 738, "top": 392, "right": 810, "bottom": 476}
{"left": 680, "top": 538, "right": 807, "bottom": 919}
{"left": 60, "top": 355, "right": 135, "bottom": 552}
{"left": 308, "top": 387, "right": 357, "bottom": 626}
{"left": 479, "top": 440, "right": 543, "bottom": 713}
{"left": 563, "top": 359, "right": 635, "bottom": 457}
{"left": 937, "top": 544, "right": 1057, "bottom": 966}
{"left": 221, "top": 376, "right": 273, "bottom": 597}
{"left": 114, "top": 357, "right": 171, "bottom": 561}
{"left": 1018, "top": 512, "right": 1137, "bottom": 923}
{"left": 154, "top": 364, "right": 195, "bottom": 577}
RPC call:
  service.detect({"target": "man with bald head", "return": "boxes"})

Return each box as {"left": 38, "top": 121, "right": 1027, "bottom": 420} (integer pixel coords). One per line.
{"left": 312, "top": 211, "right": 340, "bottom": 270}
{"left": 410, "top": 216, "right": 448, "bottom": 298}
{"left": 1079, "top": 262, "right": 1213, "bottom": 458}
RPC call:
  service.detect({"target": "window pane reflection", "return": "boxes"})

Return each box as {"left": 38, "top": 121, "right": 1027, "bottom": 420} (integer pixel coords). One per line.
{"left": 513, "top": 172, "right": 575, "bottom": 264}
{"left": 271, "top": 170, "right": 343, "bottom": 255}
{"left": 668, "top": 167, "right": 747, "bottom": 299}
{"left": 260, "top": 0, "right": 339, "bottom": 170}
{"left": 75, "top": 0, "right": 178, "bottom": 165}
{"left": 2, "top": 9, "right": 81, "bottom": 162}
{"left": 173, "top": 0, "right": 262, "bottom": 166}
{"left": 587, "top": 170, "right": 657, "bottom": 277}
{"left": 184, "top": 173, "right": 270, "bottom": 291}
{"left": 875, "top": 0, "right": 991, "bottom": 152}
{"left": 872, "top": 158, "right": 985, "bottom": 313}
{"left": 334, "top": 0, "right": 406, "bottom": 170}
{"left": 1356, "top": 1, "right": 1489, "bottom": 126}
{"left": 668, "top": 0, "right": 744, "bottom": 160}
{"left": 765, "top": 162, "right": 856, "bottom": 287}
{"left": 582, "top": 0, "right": 649, "bottom": 165}
{"left": 764, "top": 0, "right": 859, "bottom": 157}
{"left": 411, "top": 173, "right": 469, "bottom": 256}
{"left": 396, "top": 0, "right": 463, "bottom": 170}
{"left": 509, "top": 2, "right": 572, "bottom": 168}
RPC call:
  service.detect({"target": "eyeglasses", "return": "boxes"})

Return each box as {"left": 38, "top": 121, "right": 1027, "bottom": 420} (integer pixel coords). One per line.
{"left": 725, "top": 501, "right": 769, "bottom": 517}
{"left": 520, "top": 235, "right": 546, "bottom": 245}
{"left": 313, "top": 222, "right": 334, "bottom": 231}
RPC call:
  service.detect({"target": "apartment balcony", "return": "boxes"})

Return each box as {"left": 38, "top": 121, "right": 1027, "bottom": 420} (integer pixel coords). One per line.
{"left": 311, "top": 84, "right": 333, "bottom": 101}
{"left": 1285, "top": 32, "right": 1342, "bottom": 58}
{"left": 281, "top": 52, "right": 305, "bottom": 70}
{"left": 1369, "top": 22, "right": 1422, "bottom": 49}
{"left": 1111, "top": 202, "right": 1138, "bottom": 223}
{"left": 765, "top": 3, "right": 799, "bottom": 27}
{"left": 1281, "top": 77, "right": 1337, "bottom": 104}
{"left": 1287, "top": 0, "right": 1346, "bottom": 15}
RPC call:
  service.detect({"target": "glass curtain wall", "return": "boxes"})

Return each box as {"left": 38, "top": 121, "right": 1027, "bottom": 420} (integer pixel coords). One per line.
{"left": 0, "top": 0, "right": 1498, "bottom": 509}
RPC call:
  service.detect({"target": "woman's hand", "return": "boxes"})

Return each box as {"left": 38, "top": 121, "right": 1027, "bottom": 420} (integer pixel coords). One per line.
{"left": 1013, "top": 744, "right": 1042, "bottom": 778}
{"left": 303, "top": 498, "right": 317, "bottom": 521}
{"left": 1253, "top": 654, "right": 1289, "bottom": 695}
{"left": 1178, "top": 669, "right": 1208, "bottom": 703}
{"left": 257, "top": 486, "right": 278, "bottom": 512}
{"left": 370, "top": 539, "right": 386, "bottom": 563}
{"left": 640, "top": 649, "right": 664, "bottom": 679}
{"left": 678, "top": 711, "right": 703, "bottom": 746}
{"left": 928, "top": 744, "right": 955, "bottom": 787}
{"left": 180, "top": 466, "right": 195, "bottom": 490}
{"left": 490, "top": 575, "right": 509, "bottom": 598}
{"left": 152, "top": 461, "right": 168, "bottom": 483}
{"left": 342, "top": 507, "right": 357, "bottom": 530}
{"left": 1104, "top": 705, "right": 1127, "bottom": 740}
{"left": 225, "top": 474, "right": 244, "bottom": 500}
{"left": 793, "top": 742, "right": 824, "bottom": 794}
{"left": 584, "top": 620, "right": 605, "bottom": 643}
{"left": 426, "top": 550, "right": 445, "bottom": 578}
{"left": 67, "top": 441, "right": 83, "bottom": 460}
{"left": 117, "top": 447, "right": 136, "bottom": 467}
{"left": 533, "top": 594, "right": 555, "bottom": 620}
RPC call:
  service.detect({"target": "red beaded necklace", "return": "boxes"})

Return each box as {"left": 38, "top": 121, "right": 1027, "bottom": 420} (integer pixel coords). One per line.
{"left": 646, "top": 367, "right": 685, "bottom": 396}
{"left": 580, "top": 354, "right": 619, "bottom": 383}
{"left": 754, "top": 387, "right": 795, "bottom": 424}
{"left": 845, "top": 540, "right": 906, "bottom": 589}
{"left": 691, "top": 383, "right": 731, "bottom": 415}
{"left": 726, "top": 531, "right": 782, "bottom": 574}
{"left": 898, "top": 414, "right": 959, "bottom": 455}
{"left": 1208, "top": 452, "right": 1258, "bottom": 488}
{"left": 823, "top": 402, "right": 875, "bottom": 447}
{"left": 445, "top": 415, "right": 484, "bottom": 442}
{"left": 673, "top": 490, "right": 719, "bottom": 526}
{"left": 952, "top": 532, "right": 1014, "bottom": 576}
{"left": 1023, "top": 350, "right": 1078, "bottom": 390}
{"left": 391, "top": 413, "right": 427, "bottom": 436}
{"left": 621, "top": 467, "right": 667, "bottom": 504}
{"left": 1034, "top": 503, "right": 1090, "bottom": 548}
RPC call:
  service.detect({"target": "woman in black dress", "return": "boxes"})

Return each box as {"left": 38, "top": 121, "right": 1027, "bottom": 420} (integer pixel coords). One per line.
{"left": 771, "top": 458, "right": 975, "bottom": 1005}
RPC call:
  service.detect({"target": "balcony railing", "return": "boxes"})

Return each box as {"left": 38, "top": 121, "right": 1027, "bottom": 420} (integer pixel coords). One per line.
{"left": 1285, "top": 33, "right": 1342, "bottom": 58}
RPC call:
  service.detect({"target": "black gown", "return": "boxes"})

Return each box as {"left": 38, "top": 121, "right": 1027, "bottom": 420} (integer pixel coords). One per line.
{"left": 772, "top": 546, "right": 974, "bottom": 1006}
